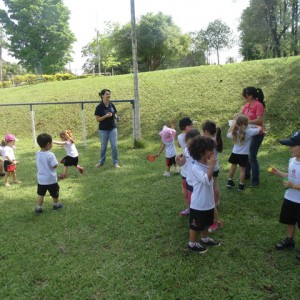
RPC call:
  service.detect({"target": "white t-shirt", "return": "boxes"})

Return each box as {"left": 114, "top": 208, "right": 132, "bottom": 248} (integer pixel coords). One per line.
{"left": 3, "top": 146, "right": 15, "bottom": 161}
{"left": 163, "top": 140, "right": 176, "bottom": 158}
{"left": 284, "top": 157, "right": 300, "bottom": 204}
{"left": 0, "top": 146, "right": 3, "bottom": 158}
{"left": 178, "top": 133, "right": 186, "bottom": 150}
{"left": 190, "top": 161, "right": 215, "bottom": 211}
{"left": 36, "top": 151, "right": 58, "bottom": 185}
{"left": 181, "top": 147, "right": 194, "bottom": 185}
{"left": 64, "top": 141, "right": 78, "bottom": 157}
{"left": 227, "top": 127, "right": 260, "bottom": 155}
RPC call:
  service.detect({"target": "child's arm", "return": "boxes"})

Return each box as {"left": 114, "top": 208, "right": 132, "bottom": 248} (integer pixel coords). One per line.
{"left": 175, "top": 153, "right": 186, "bottom": 166}
{"left": 269, "top": 167, "right": 287, "bottom": 178}
{"left": 284, "top": 180, "right": 300, "bottom": 190}
{"left": 157, "top": 143, "right": 165, "bottom": 156}
{"left": 53, "top": 141, "right": 67, "bottom": 146}
{"left": 207, "top": 153, "right": 216, "bottom": 181}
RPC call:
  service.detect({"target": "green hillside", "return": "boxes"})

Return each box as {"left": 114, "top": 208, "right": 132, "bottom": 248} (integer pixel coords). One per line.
{"left": 1, "top": 56, "right": 300, "bottom": 143}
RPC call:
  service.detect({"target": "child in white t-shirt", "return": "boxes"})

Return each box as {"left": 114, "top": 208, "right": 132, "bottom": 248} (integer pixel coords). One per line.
{"left": 35, "top": 133, "right": 63, "bottom": 213}
{"left": 53, "top": 130, "right": 84, "bottom": 179}
{"left": 187, "top": 136, "right": 221, "bottom": 253}
{"left": 227, "top": 114, "right": 261, "bottom": 191}
{"left": 157, "top": 121, "right": 179, "bottom": 177}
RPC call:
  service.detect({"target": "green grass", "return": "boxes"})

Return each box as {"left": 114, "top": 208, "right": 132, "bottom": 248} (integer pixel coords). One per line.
{"left": 1, "top": 57, "right": 300, "bottom": 299}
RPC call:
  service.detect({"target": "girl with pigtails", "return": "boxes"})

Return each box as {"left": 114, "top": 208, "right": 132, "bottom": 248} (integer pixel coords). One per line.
{"left": 226, "top": 114, "right": 262, "bottom": 191}
{"left": 53, "top": 130, "right": 84, "bottom": 179}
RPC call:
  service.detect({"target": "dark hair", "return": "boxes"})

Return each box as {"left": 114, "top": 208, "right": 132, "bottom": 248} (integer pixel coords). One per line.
{"left": 37, "top": 133, "right": 52, "bottom": 148}
{"left": 185, "top": 128, "right": 200, "bottom": 143}
{"left": 179, "top": 117, "right": 193, "bottom": 130}
{"left": 99, "top": 89, "right": 111, "bottom": 99}
{"left": 188, "top": 136, "right": 215, "bottom": 161}
{"left": 202, "top": 120, "right": 223, "bottom": 153}
{"left": 242, "top": 86, "right": 265, "bottom": 108}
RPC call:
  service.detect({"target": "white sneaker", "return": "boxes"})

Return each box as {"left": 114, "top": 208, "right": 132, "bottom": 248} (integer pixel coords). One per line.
{"left": 114, "top": 163, "right": 120, "bottom": 168}
{"left": 163, "top": 172, "right": 170, "bottom": 177}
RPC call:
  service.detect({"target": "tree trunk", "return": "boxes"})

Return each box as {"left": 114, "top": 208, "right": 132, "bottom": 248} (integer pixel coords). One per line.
{"left": 0, "top": 46, "right": 2, "bottom": 82}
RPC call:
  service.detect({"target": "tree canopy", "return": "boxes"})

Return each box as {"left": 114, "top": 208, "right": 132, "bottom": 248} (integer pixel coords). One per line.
{"left": 0, "top": 0, "right": 76, "bottom": 74}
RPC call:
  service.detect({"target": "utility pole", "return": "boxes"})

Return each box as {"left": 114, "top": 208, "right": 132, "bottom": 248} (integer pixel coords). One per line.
{"left": 130, "top": 0, "right": 141, "bottom": 144}
{"left": 95, "top": 29, "right": 101, "bottom": 75}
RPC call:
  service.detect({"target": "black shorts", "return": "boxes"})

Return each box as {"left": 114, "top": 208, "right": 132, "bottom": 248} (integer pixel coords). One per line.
{"left": 189, "top": 208, "right": 214, "bottom": 231}
{"left": 61, "top": 156, "right": 78, "bottom": 167}
{"left": 213, "top": 170, "right": 219, "bottom": 177}
{"left": 4, "top": 160, "right": 15, "bottom": 172}
{"left": 166, "top": 156, "right": 176, "bottom": 167}
{"left": 37, "top": 183, "right": 60, "bottom": 198}
{"left": 228, "top": 153, "right": 249, "bottom": 167}
{"left": 279, "top": 199, "right": 300, "bottom": 228}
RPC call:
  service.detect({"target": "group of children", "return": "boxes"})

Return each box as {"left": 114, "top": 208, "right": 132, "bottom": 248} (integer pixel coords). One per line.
{"left": 0, "top": 130, "right": 84, "bottom": 213}
{"left": 157, "top": 116, "right": 300, "bottom": 259}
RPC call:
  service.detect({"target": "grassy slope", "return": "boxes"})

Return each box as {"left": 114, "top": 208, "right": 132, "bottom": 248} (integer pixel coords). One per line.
{"left": 0, "top": 57, "right": 300, "bottom": 299}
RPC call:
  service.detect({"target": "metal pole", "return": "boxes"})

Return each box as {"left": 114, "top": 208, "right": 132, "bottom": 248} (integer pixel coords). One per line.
{"left": 96, "top": 29, "right": 101, "bottom": 75}
{"left": 30, "top": 105, "right": 37, "bottom": 147}
{"left": 130, "top": 0, "right": 141, "bottom": 144}
{"left": 81, "top": 103, "right": 87, "bottom": 147}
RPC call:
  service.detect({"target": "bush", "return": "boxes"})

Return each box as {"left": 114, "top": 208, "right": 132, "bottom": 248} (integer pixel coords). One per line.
{"left": 2, "top": 81, "right": 12, "bottom": 88}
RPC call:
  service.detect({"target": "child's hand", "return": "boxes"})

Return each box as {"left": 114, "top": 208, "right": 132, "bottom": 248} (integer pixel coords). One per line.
{"left": 208, "top": 152, "right": 216, "bottom": 167}
{"left": 283, "top": 179, "right": 290, "bottom": 188}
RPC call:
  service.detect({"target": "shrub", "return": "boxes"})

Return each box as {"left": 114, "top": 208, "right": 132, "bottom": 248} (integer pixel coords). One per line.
{"left": 2, "top": 81, "right": 12, "bottom": 88}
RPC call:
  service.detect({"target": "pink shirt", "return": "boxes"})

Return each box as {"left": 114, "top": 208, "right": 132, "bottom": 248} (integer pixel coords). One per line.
{"left": 242, "top": 99, "right": 265, "bottom": 133}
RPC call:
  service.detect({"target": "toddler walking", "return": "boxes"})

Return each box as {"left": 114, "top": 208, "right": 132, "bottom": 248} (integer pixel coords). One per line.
{"left": 226, "top": 115, "right": 261, "bottom": 191}
{"left": 53, "top": 130, "right": 84, "bottom": 179}
{"left": 35, "top": 133, "right": 63, "bottom": 213}
{"left": 3, "top": 134, "right": 21, "bottom": 187}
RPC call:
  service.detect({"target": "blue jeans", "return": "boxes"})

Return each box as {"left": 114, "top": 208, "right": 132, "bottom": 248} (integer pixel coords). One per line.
{"left": 98, "top": 128, "right": 118, "bottom": 165}
{"left": 246, "top": 133, "right": 265, "bottom": 184}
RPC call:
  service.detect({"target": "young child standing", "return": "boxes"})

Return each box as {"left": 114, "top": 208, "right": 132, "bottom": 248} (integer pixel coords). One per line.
{"left": 3, "top": 134, "right": 21, "bottom": 187}
{"left": 187, "top": 136, "right": 221, "bottom": 253}
{"left": 53, "top": 130, "right": 84, "bottom": 179}
{"left": 35, "top": 133, "right": 63, "bottom": 213}
{"left": 202, "top": 120, "right": 224, "bottom": 232}
{"left": 178, "top": 117, "right": 194, "bottom": 150}
{"left": 269, "top": 131, "right": 300, "bottom": 260}
{"left": 227, "top": 115, "right": 261, "bottom": 191}
{"left": 176, "top": 129, "right": 200, "bottom": 216}
{"left": 157, "top": 122, "right": 179, "bottom": 177}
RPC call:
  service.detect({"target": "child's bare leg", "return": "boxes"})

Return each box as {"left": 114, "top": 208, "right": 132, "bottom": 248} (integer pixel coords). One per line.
{"left": 63, "top": 166, "right": 68, "bottom": 175}
{"left": 213, "top": 177, "right": 219, "bottom": 205}
{"left": 200, "top": 228, "right": 209, "bottom": 239}
{"left": 228, "top": 164, "right": 237, "bottom": 179}
{"left": 5, "top": 172, "right": 10, "bottom": 186}
{"left": 182, "top": 186, "right": 188, "bottom": 205}
{"left": 239, "top": 166, "right": 246, "bottom": 184}
{"left": 37, "top": 195, "right": 44, "bottom": 207}
{"left": 166, "top": 166, "right": 171, "bottom": 173}
{"left": 287, "top": 224, "right": 296, "bottom": 239}
{"left": 189, "top": 229, "right": 198, "bottom": 243}
{"left": 52, "top": 197, "right": 59, "bottom": 205}
{"left": 213, "top": 207, "right": 219, "bottom": 223}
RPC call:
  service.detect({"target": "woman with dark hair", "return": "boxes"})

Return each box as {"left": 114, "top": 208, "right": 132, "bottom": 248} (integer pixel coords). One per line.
{"left": 237, "top": 86, "right": 266, "bottom": 187}
{"left": 94, "top": 89, "right": 120, "bottom": 168}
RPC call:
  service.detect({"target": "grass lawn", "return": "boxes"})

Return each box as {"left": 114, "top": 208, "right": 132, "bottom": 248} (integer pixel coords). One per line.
{"left": 1, "top": 56, "right": 300, "bottom": 298}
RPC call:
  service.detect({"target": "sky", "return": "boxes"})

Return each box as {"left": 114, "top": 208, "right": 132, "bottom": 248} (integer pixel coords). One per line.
{"left": 1, "top": 0, "right": 250, "bottom": 74}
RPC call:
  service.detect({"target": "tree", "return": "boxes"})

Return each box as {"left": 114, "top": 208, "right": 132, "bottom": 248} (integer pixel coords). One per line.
{"left": 203, "top": 19, "right": 233, "bottom": 65}
{"left": 0, "top": 26, "right": 8, "bottom": 81}
{"left": 0, "top": 0, "right": 76, "bottom": 74}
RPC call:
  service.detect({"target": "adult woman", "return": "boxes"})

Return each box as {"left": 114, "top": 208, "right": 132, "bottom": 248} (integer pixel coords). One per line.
{"left": 237, "top": 86, "right": 266, "bottom": 187}
{"left": 94, "top": 89, "right": 120, "bottom": 168}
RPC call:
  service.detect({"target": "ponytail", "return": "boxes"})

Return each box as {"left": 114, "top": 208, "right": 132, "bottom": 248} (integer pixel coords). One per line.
{"left": 215, "top": 127, "right": 223, "bottom": 153}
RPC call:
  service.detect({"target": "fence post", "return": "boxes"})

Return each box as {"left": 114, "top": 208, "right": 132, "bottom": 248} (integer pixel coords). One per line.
{"left": 81, "top": 102, "right": 87, "bottom": 147}
{"left": 30, "top": 104, "right": 37, "bottom": 147}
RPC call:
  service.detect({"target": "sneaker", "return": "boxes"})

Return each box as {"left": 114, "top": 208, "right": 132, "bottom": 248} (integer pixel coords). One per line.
{"left": 227, "top": 179, "right": 235, "bottom": 188}
{"left": 180, "top": 208, "right": 190, "bottom": 216}
{"left": 275, "top": 237, "right": 295, "bottom": 250}
{"left": 58, "top": 174, "right": 67, "bottom": 180}
{"left": 35, "top": 207, "right": 43, "bottom": 214}
{"left": 114, "top": 163, "right": 120, "bottom": 168}
{"left": 187, "top": 242, "right": 207, "bottom": 254}
{"left": 201, "top": 238, "right": 221, "bottom": 247}
{"left": 13, "top": 180, "right": 22, "bottom": 184}
{"left": 95, "top": 163, "right": 103, "bottom": 168}
{"left": 208, "top": 221, "right": 223, "bottom": 233}
{"left": 238, "top": 183, "right": 245, "bottom": 191}
{"left": 53, "top": 203, "right": 63, "bottom": 211}
{"left": 163, "top": 172, "right": 170, "bottom": 177}
{"left": 251, "top": 182, "right": 259, "bottom": 188}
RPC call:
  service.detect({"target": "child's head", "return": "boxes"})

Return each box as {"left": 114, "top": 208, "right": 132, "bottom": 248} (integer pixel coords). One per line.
{"left": 159, "top": 125, "right": 176, "bottom": 143}
{"left": 232, "top": 114, "right": 249, "bottom": 144}
{"left": 179, "top": 117, "right": 193, "bottom": 132}
{"left": 1, "top": 139, "right": 6, "bottom": 147}
{"left": 185, "top": 128, "right": 200, "bottom": 147}
{"left": 4, "top": 134, "right": 17, "bottom": 145}
{"left": 37, "top": 133, "right": 53, "bottom": 149}
{"left": 280, "top": 131, "right": 300, "bottom": 158}
{"left": 188, "top": 136, "right": 215, "bottom": 161}
{"left": 59, "top": 130, "right": 75, "bottom": 143}
{"left": 202, "top": 120, "right": 223, "bottom": 153}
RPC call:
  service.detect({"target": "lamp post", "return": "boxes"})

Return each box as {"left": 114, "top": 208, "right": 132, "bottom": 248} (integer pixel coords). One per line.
{"left": 130, "top": 0, "right": 141, "bottom": 144}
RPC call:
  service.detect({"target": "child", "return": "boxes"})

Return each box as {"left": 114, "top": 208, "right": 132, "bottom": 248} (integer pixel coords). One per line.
{"left": 270, "top": 131, "right": 300, "bottom": 260}
{"left": 35, "top": 133, "right": 63, "bottom": 213}
{"left": 227, "top": 114, "right": 261, "bottom": 191}
{"left": 202, "top": 120, "right": 224, "bottom": 232}
{"left": 176, "top": 129, "right": 200, "bottom": 216}
{"left": 178, "top": 117, "right": 194, "bottom": 150}
{"left": 0, "top": 140, "right": 6, "bottom": 177}
{"left": 53, "top": 130, "right": 84, "bottom": 179}
{"left": 157, "top": 122, "right": 179, "bottom": 177}
{"left": 3, "top": 134, "right": 21, "bottom": 187}
{"left": 187, "top": 136, "right": 220, "bottom": 253}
